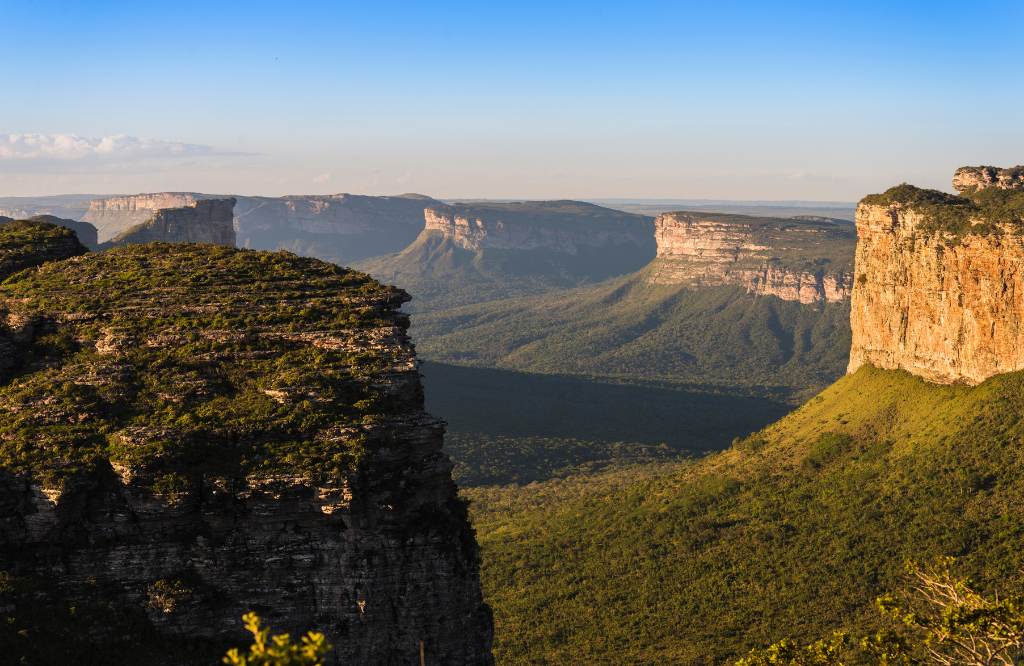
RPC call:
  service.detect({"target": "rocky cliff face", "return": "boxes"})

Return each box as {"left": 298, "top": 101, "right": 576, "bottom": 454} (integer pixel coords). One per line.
{"left": 81, "top": 192, "right": 205, "bottom": 242}
{"left": 0, "top": 243, "right": 493, "bottom": 664}
{"left": 848, "top": 166, "right": 1024, "bottom": 385}
{"left": 424, "top": 201, "right": 654, "bottom": 255}
{"left": 104, "top": 198, "right": 237, "bottom": 249}
{"left": 649, "top": 212, "right": 855, "bottom": 304}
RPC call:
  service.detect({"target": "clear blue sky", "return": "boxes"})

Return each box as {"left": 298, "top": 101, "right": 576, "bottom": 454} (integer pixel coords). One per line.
{"left": 2, "top": 0, "right": 1022, "bottom": 200}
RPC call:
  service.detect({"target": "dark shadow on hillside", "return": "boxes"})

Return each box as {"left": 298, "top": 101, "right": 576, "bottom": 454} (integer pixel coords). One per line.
{"left": 421, "top": 362, "right": 794, "bottom": 486}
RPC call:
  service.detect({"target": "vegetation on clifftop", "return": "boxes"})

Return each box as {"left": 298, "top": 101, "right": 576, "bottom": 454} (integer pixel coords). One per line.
{"left": 0, "top": 242, "right": 413, "bottom": 493}
{"left": 861, "top": 183, "right": 1024, "bottom": 238}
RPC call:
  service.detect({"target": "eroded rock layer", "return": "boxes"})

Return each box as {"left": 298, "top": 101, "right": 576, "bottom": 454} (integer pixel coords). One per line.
{"left": 424, "top": 201, "right": 655, "bottom": 255}
{"left": 82, "top": 192, "right": 205, "bottom": 242}
{"left": 848, "top": 206, "right": 1024, "bottom": 385}
{"left": 649, "top": 212, "right": 855, "bottom": 303}
{"left": 104, "top": 198, "right": 237, "bottom": 249}
{"left": 0, "top": 243, "right": 493, "bottom": 664}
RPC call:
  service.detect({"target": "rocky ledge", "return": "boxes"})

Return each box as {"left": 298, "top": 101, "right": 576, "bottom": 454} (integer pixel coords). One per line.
{"left": 0, "top": 242, "right": 493, "bottom": 664}
{"left": 849, "top": 166, "right": 1024, "bottom": 385}
{"left": 649, "top": 212, "right": 855, "bottom": 303}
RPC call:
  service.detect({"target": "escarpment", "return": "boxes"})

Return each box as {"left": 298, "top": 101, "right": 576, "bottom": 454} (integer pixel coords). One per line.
{"left": 0, "top": 218, "right": 88, "bottom": 280}
{"left": 82, "top": 192, "right": 206, "bottom": 242}
{"left": 424, "top": 201, "right": 655, "bottom": 255}
{"left": 848, "top": 165, "right": 1024, "bottom": 385}
{"left": 103, "top": 197, "right": 237, "bottom": 249}
{"left": 0, "top": 243, "right": 493, "bottom": 664}
{"left": 25, "top": 214, "right": 100, "bottom": 250}
{"left": 649, "top": 212, "right": 855, "bottom": 303}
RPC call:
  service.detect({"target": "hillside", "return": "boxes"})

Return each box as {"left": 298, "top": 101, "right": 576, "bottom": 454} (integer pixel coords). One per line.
{"left": 412, "top": 267, "right": 852, "bottom": 400}
{"left": 467, "top": 364, "right": 1024, "bottom": 665}
{"left": 0, "top": 242, "right": 492, "bottom": 665}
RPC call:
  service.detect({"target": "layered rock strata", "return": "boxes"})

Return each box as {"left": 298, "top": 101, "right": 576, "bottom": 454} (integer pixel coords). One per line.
{"left": 82, "top": 192, "right": 205, "bottom": 242}
{"left": 649, "top": 212, "right": 855, "bottom": 303}
{"left": 0, "top": 243, "right": 493, "bottom": 664}
{"left": 424, "top": 201, "right": 655, "bottom": 254}
{"left": 848, "top": 167, "right": 1024, "bottom": 385}
{"left": 104, "top": 198, "right": 237, "bottom": 249}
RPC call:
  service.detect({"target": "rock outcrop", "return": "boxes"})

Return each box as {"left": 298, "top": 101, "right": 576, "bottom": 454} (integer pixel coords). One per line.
{"left": 26, "top": 214, "right": 100, "bottom": 250}
{"left": 103, "top": 198, "right": 237, "bottom": 249}
{"left": 81, "top": 192, "right": 206, "bottom": 242}
{"left": 0, "top": 243, "right": 493, "bottom": 664}
{"left": 424, "top": 201, "right": 654, "bottom": 255}
{"left": 952, "top": 165, "right": 1024, "bottom": 192}
{"left": 848, "top": 166, "right": 1024, "bottom": 385}
{"left": 0, "top": 217, "right": 88, "bottom": 279}
{"left": 649, "top": 212, "right": 855, "bottom": 303}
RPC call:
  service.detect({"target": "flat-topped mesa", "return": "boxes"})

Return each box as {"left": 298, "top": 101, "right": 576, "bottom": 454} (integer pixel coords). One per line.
{"left": 848, "top": 165, "right": 1024, "bottom": 385}
{"left": 81, "top": 192, "right": 205, "bottom": 242}
{"left": 649, "top": 211, "right": 856, "bottom": 304}
{"left": 0, "top": 244, "right": 493, "bottom": 664}
{"left": 424, "top": 201, "right": 655, "bottom": 254}
{"left": 103, "top": 197, "right": 237, "bottom": 249}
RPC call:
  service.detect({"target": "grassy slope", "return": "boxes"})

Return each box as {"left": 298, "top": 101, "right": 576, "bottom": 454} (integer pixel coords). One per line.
{"left": 413, "top": 268, "right": 851, "bottom": 401}
{"left": 357, "top": 230, "right": 657, "bottom": 311}
{"left": 420, "top": 362, "right": 794, "bottom": 486}
{"left": 467, "top": 365, "right": 1024, "bottom": 665}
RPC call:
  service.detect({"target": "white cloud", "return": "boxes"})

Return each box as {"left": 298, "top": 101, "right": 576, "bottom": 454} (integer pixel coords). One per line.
{"left": 0, "top": 133, "right": 213, "bottom": 160}
{"left": 312, "top": 171, "right": 332, "bottom": 183}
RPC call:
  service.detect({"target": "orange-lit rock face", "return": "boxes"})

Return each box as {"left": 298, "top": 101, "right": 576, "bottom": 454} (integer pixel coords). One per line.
{"left": 848, "top": 204, "right": 1024, "bottom": 384}
{"left": 650, "top": 212, "right": 855, "bottom": 304}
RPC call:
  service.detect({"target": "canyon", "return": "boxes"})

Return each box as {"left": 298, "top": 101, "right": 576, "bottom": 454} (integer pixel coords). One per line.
{"left": 848, "top": 165, "right": 1024, "bottom": 385}
{"left": 0, "top": 233, "right": 493, "bottom": 664}
{"left": 648, "top": 211, "right": 856, "bottom": 304}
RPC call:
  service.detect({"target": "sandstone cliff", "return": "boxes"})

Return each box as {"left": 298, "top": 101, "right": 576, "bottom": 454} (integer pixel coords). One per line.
{"left": 81, "top": 192, "right": 206, "bottom": 241}
{"left": 103, "top": 197, "right": 237, "bottom": 249}
{"left": 424, "top": 200, "right": 655, "bottom": 255}
{"left": 848, "top": 165, "right": 1024, "bottom": 385}
{"left": 0, "top": 243, "right": 493, "bottom": 664}
{"left": 649, "top": 212, "right": 855, "bottom": 304}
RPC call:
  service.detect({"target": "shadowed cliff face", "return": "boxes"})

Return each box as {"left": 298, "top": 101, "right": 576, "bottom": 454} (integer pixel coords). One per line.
{"left": 0, "top": 243, "right": 493, "bottom": 665}
{"left": 82, "top": 192, "right": 205, "bottom": 242}
{"left": 649, "top": 212, "right": 855, "bottom": 303}
{"left": 103, "top": 198, "right": 237, "bottom": 249}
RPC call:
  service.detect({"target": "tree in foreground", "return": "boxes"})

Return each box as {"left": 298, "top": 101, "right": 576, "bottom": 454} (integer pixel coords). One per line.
{"left": 737, "top": 559, "right": 1024, "bottom": 666}
{"left": 224, "top": 613, "right": 331, "bottom": 666}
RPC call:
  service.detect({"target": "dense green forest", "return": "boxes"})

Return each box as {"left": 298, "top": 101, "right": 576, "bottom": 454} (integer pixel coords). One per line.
{"left": 464, "top": 365, "right": 1024, "bottom": 664}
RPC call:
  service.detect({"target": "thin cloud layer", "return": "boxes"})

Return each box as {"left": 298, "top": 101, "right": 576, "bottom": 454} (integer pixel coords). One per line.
{"left": 0, "top": 133, "right": 213, "bottom": 160}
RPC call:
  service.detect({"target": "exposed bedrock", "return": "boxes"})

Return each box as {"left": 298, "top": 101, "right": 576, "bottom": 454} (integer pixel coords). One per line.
{"left": 81, "top": 192, "right": 205, "bottom": 242}
{"left": 103, "top": 198, "right": 237, "bottom": 248}
{"left": 649, "top": 212, "right": 855, "bottom": 303}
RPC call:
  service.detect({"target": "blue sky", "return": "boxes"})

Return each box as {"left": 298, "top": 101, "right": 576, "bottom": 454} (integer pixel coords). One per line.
{"left": 1, "top": 0, "right": 1021, "bottom": 199}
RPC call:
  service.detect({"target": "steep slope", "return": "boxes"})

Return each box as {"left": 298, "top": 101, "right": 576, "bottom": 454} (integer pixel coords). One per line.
{"left": 359, "top": 201, "right": 657, "bottom": 310}
{"left": 235, "top": 193, "right": 440, "bottom": 264}
{"left": 0, "top": 243, "right": 492, "bottom": 665}
{"left": 411, "top": 268, "right": 851, "bottom": 401}
{"left": 849, "top": 166, "right": 1024, "bottom": 384}
{"left": 81, "top": 192, "right": 207, "bottom": 241}
{"left": 650, "top": 212, "right": 855, "bottom": 302}
{"left": 101, "top": 197, "right": 237, "bottom": 249}
{"left": 469, "top": 365, "right": 1024, "bottom": 665}
{"left": 25, "top": 214, "right": 100, "bottom": 250}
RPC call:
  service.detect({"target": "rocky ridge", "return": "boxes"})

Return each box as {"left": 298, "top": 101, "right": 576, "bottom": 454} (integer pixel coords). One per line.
{"left": 424, "top": 201, "right": 655, "bottom": 255}
{"left": 25, "top": 214, "right": 100, "bottom": 251}
{"left": 0, "top": 218, "right": 88, "bottom": 280}
{"left": 103, "top": 198, "right": 237, "bottom": 249}
{"left": 848, "top": 165, "right": 1024, "bottom": 385}
{"left": 81, "top": 192, "right": 205, "bottom": 242}
{"left": 649, "top": 212, "right": 855, "bottom": 304}
{"left": 0, "top": 242, "right": 493, "bottom": 664}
